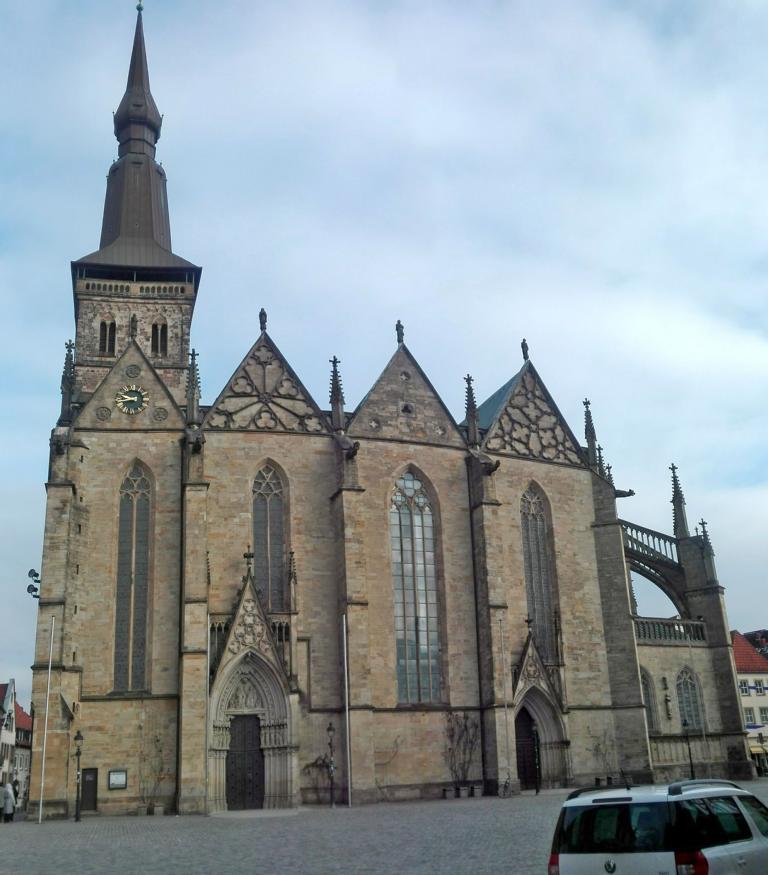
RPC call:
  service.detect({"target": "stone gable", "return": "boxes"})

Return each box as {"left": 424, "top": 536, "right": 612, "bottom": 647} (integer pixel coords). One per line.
{"left": 483, "top": 364, "right": 584, "bottom": 466}
{"left": 347, "top": 345, "right": 465, "bottom": 447}
{"left": 74, "top": 340, "right": 185, "bottom": 431}
{"left": 203, "top": 333, "right": 329, "bottom": 434}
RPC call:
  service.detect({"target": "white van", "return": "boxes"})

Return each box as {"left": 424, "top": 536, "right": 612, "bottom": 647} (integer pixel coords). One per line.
{"left": 548, "top": 779, "right": 768, "bottom": 874}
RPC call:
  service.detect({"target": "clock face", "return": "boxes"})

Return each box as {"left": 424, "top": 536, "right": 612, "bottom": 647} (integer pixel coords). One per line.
{"left": 115, "top": 384, "right": 149, "bottom": 415}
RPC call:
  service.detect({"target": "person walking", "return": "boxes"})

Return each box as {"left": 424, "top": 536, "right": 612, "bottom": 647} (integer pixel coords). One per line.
{"left": 3, "top": 780, "right": 16, "bottom": 823}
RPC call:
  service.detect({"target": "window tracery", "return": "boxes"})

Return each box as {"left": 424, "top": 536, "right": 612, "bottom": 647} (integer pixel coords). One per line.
{"left": 114, "top": 462, "right": 151, "bottom": 691}
{"left": 253, "top": 465, "right": 286, "bottom": 612}
{"left": 520, "top": 484, "right": 558, "bottom": 664}
{"left": 390, "top": 471, "right": 442, "bottom": 703}
{"left": 677, "top": 667, "right": 704, "bottom": 731}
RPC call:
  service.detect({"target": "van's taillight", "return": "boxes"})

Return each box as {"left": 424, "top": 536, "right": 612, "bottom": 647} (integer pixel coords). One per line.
{"left": 547, "top": 853, "right": 559, "bottom": 875}
{"left": 674, "top": 850, "right": 709, "bottom": 875}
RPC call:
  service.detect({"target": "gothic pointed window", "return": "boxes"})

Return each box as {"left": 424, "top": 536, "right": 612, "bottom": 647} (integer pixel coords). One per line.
{"left": 151, "top": 323, "right": 168, "bottom": 356}
{"left": 390, "top": 471, "right": 442, "bottom": 703}
{"left": 253, "top": 465, "right": 286, "bottom": 612}
{"left": 114, "top": 462, "right": 151, "bottom": 692}
{"left": 640, "top": 669, "right": 658, "bottom": 734}
{"left": 520, "top": 484, "right": 558, "bottom": 664}
{"left": 677, "top": 667, "right": 704, "bottom": 731}
{"left": 99, "top": 321, "right": 116, "bottom": 355}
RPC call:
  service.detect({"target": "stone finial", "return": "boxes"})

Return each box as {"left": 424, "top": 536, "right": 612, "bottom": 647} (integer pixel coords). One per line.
{"left": 521, "top": 338, "right": 529, "bottom": 361}
{"left": 186, "top": 349, "right": 201, "bottom": 425}
{"left": 58, "top": 340, "right": 76, "bottom": 426}
{"left": 596, "top": 444, "right": 605, "bottom": 477}
{"left": 329, "top": 356, "right": 345, "bottom": 432}
{"left": 583, "top": 398, "right": 597, "bottom": 468}
{"left": 605, "top": 463, "right": 614, "bottom": 485}
{"left": 670, "top": 463, "right": 690, "bottom": 539}
{"left": 699, "top": 518, "right": 710, "bottom": 545}
{"left": 137, "top": 1, "right": 144, "bottom": 11}
{"left": 464, "top": 374, "right": 479, "bottom": 448}
{"left": 395, "top": 319, "right": 404, "bottom": 345}
{"left": 259, "top": 308, "right": 267, "bottom": 332}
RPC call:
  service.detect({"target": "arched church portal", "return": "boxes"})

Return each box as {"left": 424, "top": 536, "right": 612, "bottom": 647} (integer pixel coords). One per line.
{"left": 515, "top": 689, "right": 569, "bottom": 789}
{"left": 208, "top": 650, "right": 294, "bottom": 811}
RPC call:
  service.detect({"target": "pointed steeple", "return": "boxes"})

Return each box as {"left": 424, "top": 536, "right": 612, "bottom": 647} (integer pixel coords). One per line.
{"left": 329, "top": 356, "right": 345, "bottom": 432}
{"left": 583, "top": 398, "right": 597, "bottom": 468}
{"left": 73, "top": 8, "right": 200, "bottom": 277}
{"left": 58, "top": 340, "right": 75, "bottom": 426}
{"left": 113, "top": 8, "right": 163, "bottom": 159}
{"left": 465, "top": 374, "right": 479, "bottom": 448}
{"left": 670, "top": 463, "right": 690, "bottom": 538}
{"left": 186, "top": 349, "right": 201, "bottom": 425}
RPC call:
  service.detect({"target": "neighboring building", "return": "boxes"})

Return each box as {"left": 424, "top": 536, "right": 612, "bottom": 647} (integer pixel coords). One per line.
{"left": 745, "top": 630, "right": 768, "bottom": 658}
{"left": 732, "top": 631, "right": 768, "bottom": 775}
{"left": 0, "top": 680, "right": 16, "bottom": 785}
{"left": 28, "top": 9, "right": 751, "bottom": 817}
{"left": 14, "top": 703, "right": 33, "bottom": 808}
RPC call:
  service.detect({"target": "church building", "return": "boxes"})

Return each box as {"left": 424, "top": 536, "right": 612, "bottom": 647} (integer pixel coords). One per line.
{"left": 29, "top": 9, "right": 751, "bottom": 817}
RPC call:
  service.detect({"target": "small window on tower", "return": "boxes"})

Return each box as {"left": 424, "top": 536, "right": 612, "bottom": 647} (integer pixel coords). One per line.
{"left": 151, "top": 323, "right": 168, "bottom": 356}
{"left": 99, "top": 321, "right": 116, "bottom": 355}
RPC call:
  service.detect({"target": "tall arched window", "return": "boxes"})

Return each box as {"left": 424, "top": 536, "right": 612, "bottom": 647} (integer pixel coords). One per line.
{"left": 677, "top": 667, "right": 704, "bottom": 731}
{"left": 253, "top": 465, "right": 286, "bottom": 612}
{"left": 151, "top": 323, "right": 168, "bottom": 356}
{"left": 390, "top": 471, "right": 442, "bottom": 703}
{"left": 520, "top": 484, "right": 558, "bottom": 663}
{"left": 114, "top": 462, "right": 151, "bottom": 692}
{"left": 640, "top": 669, "right": 658, "bottom": 734}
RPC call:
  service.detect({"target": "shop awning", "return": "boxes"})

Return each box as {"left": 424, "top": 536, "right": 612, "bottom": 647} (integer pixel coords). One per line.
{"left": 749, "top": 744, "right": 765, "bottom": 755}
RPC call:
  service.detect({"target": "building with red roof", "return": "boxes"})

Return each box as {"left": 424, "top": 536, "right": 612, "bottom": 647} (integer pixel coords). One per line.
{"left": 731, "top": 631, "right": 768, "bottom": 774}
{"left": 14, "top": 701, "right": 33, "bottom": 808}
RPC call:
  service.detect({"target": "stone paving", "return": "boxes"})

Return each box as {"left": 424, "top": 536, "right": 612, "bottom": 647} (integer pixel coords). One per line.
{"left": 3, "top": 781, "right": 768, "bottom": 875}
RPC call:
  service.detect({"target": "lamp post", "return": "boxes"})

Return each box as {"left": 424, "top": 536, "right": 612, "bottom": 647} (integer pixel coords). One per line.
{"left": 327, "top": 722, "right": 336, "bottom": 808}
{"left": 74, "top": 730, "right": 83, "bottom": 822}
{"left": 682, "top": 719, "right": 695, "bottom": 779}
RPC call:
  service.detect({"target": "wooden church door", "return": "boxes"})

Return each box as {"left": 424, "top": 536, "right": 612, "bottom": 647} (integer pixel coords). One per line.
{"left": 515, "top": 708, "right": 540, "bottom": 791}
{"left": 226, "top": 715, "right": 265, "bottom": 810}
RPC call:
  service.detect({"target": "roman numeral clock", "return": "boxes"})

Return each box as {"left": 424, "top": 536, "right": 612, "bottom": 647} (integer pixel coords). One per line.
{"left": 115, "top": 385, "right": 149, "bottom": 415}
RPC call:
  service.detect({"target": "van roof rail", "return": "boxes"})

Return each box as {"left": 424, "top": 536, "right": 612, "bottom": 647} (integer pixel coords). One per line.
{"left": 566, "top": 786, "right": 626, "bottom": 801}
{"left": 668, "top": 779, "right": 743, "bottom": 796}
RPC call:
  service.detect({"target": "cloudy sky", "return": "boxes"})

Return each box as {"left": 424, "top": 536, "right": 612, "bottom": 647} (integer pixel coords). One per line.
{"left": 2, "top": 0, "right": 768, "bottom": 707}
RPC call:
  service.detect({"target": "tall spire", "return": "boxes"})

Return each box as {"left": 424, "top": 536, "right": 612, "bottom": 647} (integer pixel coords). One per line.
{"left": 670, "top": 463, "right": 690, "bottom": 538}
{"left": 113, "top": 7, "right": 162, "bottom": 159}
{"left": 329, "top": 356, "right": 345, "bottom": 432}
{"left": 465, "top": 374, "right": 479, "bottom": 448}
{"left": 73, "top": 7, "right": 200, "bottom": 274}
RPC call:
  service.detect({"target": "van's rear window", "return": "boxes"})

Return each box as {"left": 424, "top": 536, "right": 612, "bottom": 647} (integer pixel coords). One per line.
{"left": 555, "top": 802, "right": 673, "bottom": 854}
{"left": 554, "top": 797, "right": 753, "bottom": 854}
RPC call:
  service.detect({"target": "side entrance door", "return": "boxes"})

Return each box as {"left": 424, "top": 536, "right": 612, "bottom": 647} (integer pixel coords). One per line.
{"left": 515, "top": 709, "right": 540, "bottom": 791}
{"left": 226, "top": 715, "right": 265, "bottom": 810}
{"left": 81, "top": 768, "right": 98, "bottom": 811}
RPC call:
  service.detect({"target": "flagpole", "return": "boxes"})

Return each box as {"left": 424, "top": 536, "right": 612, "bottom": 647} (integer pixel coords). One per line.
{"left": 38, "top": 616, "right": 55, "bottom": 824}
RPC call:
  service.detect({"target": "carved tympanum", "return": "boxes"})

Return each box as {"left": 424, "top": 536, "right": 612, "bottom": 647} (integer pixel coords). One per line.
{"left": 228, "top": 598, "right": 271, "bottom": 657}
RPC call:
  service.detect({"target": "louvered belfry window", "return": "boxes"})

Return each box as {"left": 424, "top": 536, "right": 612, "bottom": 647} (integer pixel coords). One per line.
{"left": 390, "top": 472, "right": 442, "bottom": 703}
{"left": 114, "top": 463, "right": 151, "bottom": 692}
{"left": 520, "top": 485, "right": 557, "bottom": 663}
{"left": 253, "top": 465, "right": 286, "bottom": 612}
{"left": 677, "top": 667, "right": 704, "bottom": 730}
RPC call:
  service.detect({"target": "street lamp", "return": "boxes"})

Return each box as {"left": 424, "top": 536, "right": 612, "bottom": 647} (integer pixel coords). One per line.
{"left": 26, "top": 569, "right": 41, "bottom": 599}
{"left": 74, "top": 730, "right": 83, "bottom": 822}
{"left": 682, "top": 719, "right": 695, "bottom": 780}
{"left": 327, "top": 722, "right": 336, "bottom": 808}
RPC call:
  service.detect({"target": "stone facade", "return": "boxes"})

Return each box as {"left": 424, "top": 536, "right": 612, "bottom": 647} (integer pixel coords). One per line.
{"left": 27, "top": 10, "right": 752, "bottom": 818}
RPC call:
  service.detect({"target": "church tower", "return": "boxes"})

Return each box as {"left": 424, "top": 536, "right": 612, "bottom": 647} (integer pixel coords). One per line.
{"left": 70, "top": 7, "right": 200, "bottom": 405}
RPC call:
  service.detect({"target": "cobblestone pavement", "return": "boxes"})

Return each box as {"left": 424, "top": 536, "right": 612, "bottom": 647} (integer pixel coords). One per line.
{"left": 3, "top": 781, "right": 768, "bottom": 875}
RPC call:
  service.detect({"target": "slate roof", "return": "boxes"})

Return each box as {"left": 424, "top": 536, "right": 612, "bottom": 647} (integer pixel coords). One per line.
{"left": 473, "top": 366, "right": 525, "bottom": 431}
{"left": 732, "top": 631, "right": 768, "bottom": 673}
